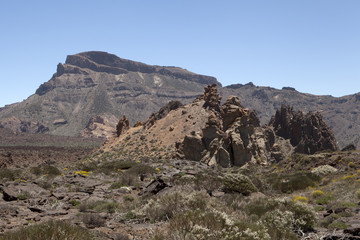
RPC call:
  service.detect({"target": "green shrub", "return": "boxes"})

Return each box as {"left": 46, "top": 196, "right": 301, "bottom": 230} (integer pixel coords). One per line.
{"left": 167, "top": 209, "right": 271, "bottom": 240}
{"left": 223, "top": 173, "right": 258, "bottom": 195}
{"left": 244, "top": 197, "right": 316, "bottom": 232}
{"left": 122, "top": 211, "right": 137, "bottom": 220}
{"left": 193, "top": 172, "right": 223, "bottom": 192}
{"left": 328, "top": 221, "right": 347, "bottom": 229}
{"left": 142, "top": 191, "right": 208, "bottom": 222}
{"left": 269, "top": 172, "right": 321, "bottom": 193}
{"left": 99, "top": 160, "right": 137, "bottom": 173}
{"left": 0, "top": 220, "right": 94, "bottom": 239}
{"left": 315, "top": 195, "right": 332, "bottom": 205}
{"left": 123, "top": 195, "right": 134, "bottom": 202}
{"left": 37, "top": 180, "right": 53, "bottom": 190}
{"left": 30, "top": 167, "right": 42, "bottom": 176}
{"left": 128, "top": 164, "right": 156, "bottom": 175}
{"left": 79, "top": 200, "right": 119, "bottom": 213}
{"left": 42, "top": 165, "right": 61, "bottom": 176}
{"left": 82, "top": 213, "right": 105, "bottom": 228}
{"left": 0, "top": 169, "right": 21, "bottom": 182}
{"left": 30, "top": 165, "right": 61, "bottom": 177}
{"left": 17, "top": 192, "right": 30, "bottom": 200}
{"left": 69, "top": 199, "right": 81, "bottom": 206}
{"left": 109, "top": 182, "right": 124, "bottom": 189}
{"left": 262, "top": 209, "right": 298, "bottom": 240}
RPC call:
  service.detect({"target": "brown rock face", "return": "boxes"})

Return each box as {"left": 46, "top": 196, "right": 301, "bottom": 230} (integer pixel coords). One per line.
{"left": 194, "top": 84, "right": 223, "bottom": 115}
{"left": 181, "top": 88, "right": 278, "bottom": 167}
{"left": 116, "top": 116, "right": 130, "bottom": 137}
{"left": 81, "top": 115, "right": 117, "bottom": 138}
{"left": 270, "top": 105, "right": 338, "bottom": 154}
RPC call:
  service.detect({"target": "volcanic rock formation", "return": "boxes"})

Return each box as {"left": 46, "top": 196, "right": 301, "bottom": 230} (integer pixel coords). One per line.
{"left": 116, "top": 116, "right": 130, "bottom": 137}
{"left": 180, "top": 85, "right": 280, "bottom": 167}
{"left": 270, "top": 105, "right": 339, "bottom": 154}
{"left": 106, "top": 85, "right": 338, "bottom": 167}
{"left": 81, "top": 115, "right": 118, "bottom": 138}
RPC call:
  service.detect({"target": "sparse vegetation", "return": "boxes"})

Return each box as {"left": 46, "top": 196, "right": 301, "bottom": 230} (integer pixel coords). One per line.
{"left": 79, "top": 200, "right": 120, "bottom": 213}
{"left": 0, "top": 220, "right": 95, "bottom": 239}
{"left": 82, "top": 213, "right": 106, "bottom": 228}
{"left": 0, "top": 169, "right": 21, "bottom": 182}
{"left": 269, "top": 171, "right": 321, "bottom": 193}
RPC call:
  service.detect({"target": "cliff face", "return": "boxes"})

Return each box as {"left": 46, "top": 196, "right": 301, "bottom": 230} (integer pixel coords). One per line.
{"left": 0, "top": 51, "right": 219, "bottom": 137}
{"left": 270, "top": 105, "right": 338, "bottom": 154}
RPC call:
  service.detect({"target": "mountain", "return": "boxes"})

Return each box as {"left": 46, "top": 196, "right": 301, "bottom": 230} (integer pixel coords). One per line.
{"left": 0, "top": 51, "right": 219, "bottom": 138}
{"left": 0, "top": 51, "right": 359, "bottom": 148}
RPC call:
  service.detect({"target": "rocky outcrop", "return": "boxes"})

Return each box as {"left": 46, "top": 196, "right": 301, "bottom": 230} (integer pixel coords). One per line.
{"left": 81, "top": 115, "right": 118, "bottom": 138}
{"left": 194, "top": 84, "right": 222, "bottom": 115}
{"left": 181, "top": 87, "right": 280, "bottom": 167}
{"left": 220, "top": 84, "right": 360, "bottom": 149}
{"left": 270, "top": 105, "right": 338, "bottom": 154}
{"left": 341, "top": 144, "right": 356, "bottom": 151}
{"left": 116, "top": 116, "right": 130, "bottom": 137}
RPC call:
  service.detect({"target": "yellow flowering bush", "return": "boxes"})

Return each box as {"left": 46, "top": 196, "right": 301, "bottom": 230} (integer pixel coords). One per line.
{"left": 293, "top": 195, "right": 309, "bottom": 203}
{"left": 74, "top": 170, "right": 92, "bottom": 177}
{"left": 311, "top": 190, "right": 326, "bottom": 198}
{"left": 14, "top": 179, "right": 27, "bottom": 183}
{"left": 342, "top": 174, "right": 356, "bottom": 181}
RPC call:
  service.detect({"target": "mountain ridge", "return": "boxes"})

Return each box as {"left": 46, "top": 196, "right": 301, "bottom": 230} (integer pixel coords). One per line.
{"left": 0, "top": 51, "right": 359, "bottom": 149}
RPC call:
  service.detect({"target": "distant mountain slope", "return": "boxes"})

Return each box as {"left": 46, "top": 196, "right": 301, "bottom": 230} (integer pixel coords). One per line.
{"left": 0, "top": 51, "right": 219, "bottom": 137}
{"left": 0, "top": 52, "right": 358, "bottom": 149}
{"left": 220, "top": 83, "right": 360, "bottom": 149}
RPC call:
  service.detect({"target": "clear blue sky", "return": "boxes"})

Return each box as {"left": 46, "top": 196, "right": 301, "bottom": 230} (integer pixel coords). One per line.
{"left": 0, "top": 1, "right": 359, "bottom": 107}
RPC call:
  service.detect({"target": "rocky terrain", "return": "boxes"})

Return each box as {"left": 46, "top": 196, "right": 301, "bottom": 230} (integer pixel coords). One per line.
{"left": 0, "top": 51, "right": 359, "bottom": 149}
{"left": 0, "top": 86, "right": 359, "bottom": 240}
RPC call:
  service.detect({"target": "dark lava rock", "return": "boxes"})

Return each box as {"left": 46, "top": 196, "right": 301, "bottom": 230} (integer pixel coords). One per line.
{"left": 116, "top": 115, "right": 129, "bottom": 137}
{"left": 344, "top": 228, "right": 360, "bottom": 237}
{"left": 270, "top": 104, "right": 338, "bottom": 154}
{"left": 341, "top": 144, "right": 356, "bottom": 151}
{"left": 139, "top": 177, "right": 169, "bottom": 196}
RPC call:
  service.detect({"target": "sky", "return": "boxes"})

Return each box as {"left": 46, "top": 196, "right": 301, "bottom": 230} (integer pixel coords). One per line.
{"left": 0, "top": 0, "right": 359, "bottom": 107}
